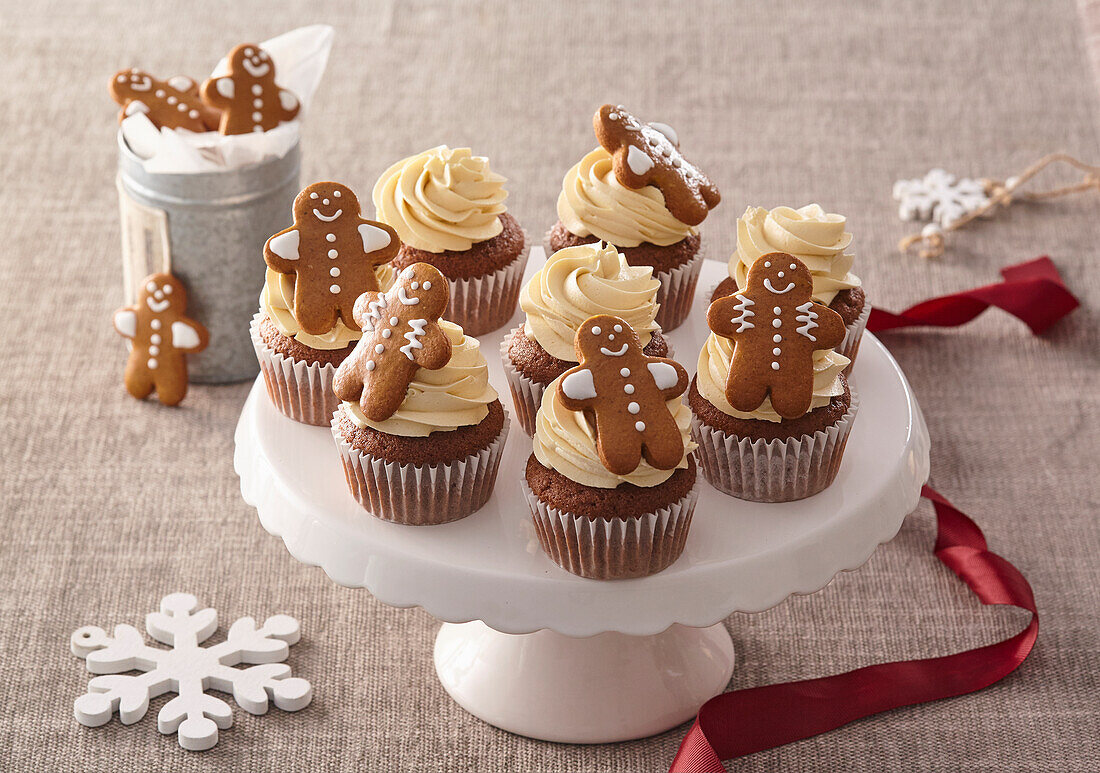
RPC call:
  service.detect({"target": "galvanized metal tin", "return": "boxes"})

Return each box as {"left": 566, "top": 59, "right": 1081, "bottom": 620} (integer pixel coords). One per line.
{"left": 116, "top": 133, "right": 300, "bottom": 383}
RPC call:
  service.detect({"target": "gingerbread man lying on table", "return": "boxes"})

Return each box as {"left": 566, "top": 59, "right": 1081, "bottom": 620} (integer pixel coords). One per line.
{"left": 333, "top": 263, "right": 453, "bottom": 422}
{"left": 707, "top": 253, "right": 845, "bottom": 419}
{"left": 557, "top": 314, "right": 689, "bottom": 475}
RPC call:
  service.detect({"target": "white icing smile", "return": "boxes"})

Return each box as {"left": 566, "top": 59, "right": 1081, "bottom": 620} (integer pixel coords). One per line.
{"left": 312, "top": 208, "right": 342, "bottom": 222}
{"left": 397, "top": 287, "right": 420, "bottom": 305}
{"left": 242, "top": 59, "right": 271, "bottom": 78}
{"left": 764, "top": 279, "right": 795, "bottom": 294}
{"left": 599, "top": 344, "right": 629, "bottom": 357}
{"left": 129, "top": 76, "right": 152, "bottom": 92}
{"left": 146, "top": 297, "right": 170, "bottom": 313}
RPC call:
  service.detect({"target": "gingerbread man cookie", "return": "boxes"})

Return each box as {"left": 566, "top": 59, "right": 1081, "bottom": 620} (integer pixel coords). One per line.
{"left": 200, "top": 44, "right": 300, "bottom": 135}
{"left": 264, "top": 182, "right": 400, "bottom": 336}
{"left": 557, "top": 315, "right": 689, "bottom": 475}
{"left": 112, "top": 273, "right": 209, "bottom": 406}
{"left": 593, "top": 104, "right": 721, "bottom": 226}
{"left": 333, "top": 263, "right": 452, "bottom": 422}
{"left": 109, "top": 69, "right": 220, "bottom": 132}
{"left": 707, "top": 253, "right": 845, "bottom": 419}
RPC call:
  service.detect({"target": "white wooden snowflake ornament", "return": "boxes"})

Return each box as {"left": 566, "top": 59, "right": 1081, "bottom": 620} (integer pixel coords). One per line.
{"left": 70, "top": 593, "right": 312, "bottom": 751}
{"left": 893, "top": 168, "right": 989, "bottom": 228}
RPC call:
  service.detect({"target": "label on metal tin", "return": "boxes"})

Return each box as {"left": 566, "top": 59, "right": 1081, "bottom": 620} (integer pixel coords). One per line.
{"left": 117, "top": 176, "right": 171, "bottom": 304}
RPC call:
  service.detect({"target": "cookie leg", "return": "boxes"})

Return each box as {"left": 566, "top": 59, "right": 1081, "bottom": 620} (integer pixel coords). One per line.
{"left": 724, "top": 369, "right": 769, "bottom": 414}
{"left": 594, "top": 416, "right": 644, "bottom": 476}
{"left": 767, "top": 369, "right": 815, "bottom": 420}
{"left": 641, "top": 414, "right": 686, "bottom": 471}
{"left": 123, "top": 363, "right": 155, "bottom": 401}
{"left": 153, "top": 367, "right": 189, "bottom": 406}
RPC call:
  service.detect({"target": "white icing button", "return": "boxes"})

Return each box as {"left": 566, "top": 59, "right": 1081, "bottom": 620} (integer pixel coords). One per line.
{"left": 772, "top": 319, "right": 782, "bottom": 328}
{"left": 329, "top": 284, "right": 340, "bottom": 294}
{"left": 365, "top": 360, "right": 376, "bottom": 371}
{"left": 148, "top": 345, "right": 159, "bottom": 355}
{"left": 627, "top": 402, "right": 640, "bottom": 414}
{"left": 253, "top": 99, "right": 263, "bottom": 108}
{"left": 154, "top": 89, "right": 165, "bottom": 98}
{"left": 189, "top": 109, "right": 199, "bottom": 119}
{"left": 771, "top": 362, "right": 780, "bottom": 370}
{"left": 634, "top": 421, "right": 646, "bottom": 432}
{"left": 322, "top": 199, "right": 330, "bottom": 206}
{"left": 773, "top": 334, "right": 782, "bottom": 343}
{"left": 150, "top": 334, "right": 161, "bottom": 344}
{"left": 624, "top": 384, "right": 635, "bottom": 394}
{"left": 381, "top": 329, "right": 392, "bottom": 339}
{"left": 374, "top": 344, "right": 385, "bottom": 354}
{"left": 773, "top": 306, "right": 782, "bottom": 314}
{"left": 147, "top": 358, "right": 158, "bottom": 369}
{"left": 328, "top": 249, "right": 338, "bottom": 258}
{"left": 252, "top": 111, "right": 262, "bottom": 122}
{"left": 607, "top": 334, "right": 615, "bottom": 341}
{"left": 326, "top": 233, "right": 336, "bottom": 242}
{"left": 150, "top": 319, "right": 161, "bottom": 330}
{"left": 177, "top": 103, "right": 187, "bottom": 112}
{"left": 252, "top": 84, "right": 263, "bottom": 95}
{"left": 620, "top": 368, "right": 630, "bottom": 377}
{"left": 389, "top": 317, "right": 399, "bottom": 325}
{"left": 773, "top": 347, "right": 782, "bottom": 356}
{"left": 167, "top": 96, "right": 177, "bottom": 105}
{"left": 330, "top": 267, "right": 340, "bottom": 277}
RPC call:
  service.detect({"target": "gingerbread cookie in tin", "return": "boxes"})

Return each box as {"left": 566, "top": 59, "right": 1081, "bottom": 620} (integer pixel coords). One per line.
{"left": 201, "top": 43, "right": 300, "bottom": 135}
{"left": 109, "top": 69, "right": 220, "bottom": 132}
{"left": 113, "top": 273, "right": 209, "bottom": 406}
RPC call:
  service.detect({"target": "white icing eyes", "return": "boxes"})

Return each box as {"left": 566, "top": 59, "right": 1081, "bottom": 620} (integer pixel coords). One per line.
{"left": 333, "top": 190, "right": 341, "bottom": 198}
{"left": 117, "top": 75, "right": 126, "bottom": 82}
{"left": 310, "top": 192, "right": 318, "bottom": 199}
{"left": 423, "top": 281, "right": 432, "bottom": 290}
{"left": 764, "top": 261, "right": 771, "bottom": 268}
{"left": 790, "top": 263, "right": 797, "bottom": 270}
{"left": 591, "top": 326, "right": 602, "bottom": 335}
{"left": 613, "top": 324, "right": 622, "bottom": 333}
{"left": 162, "top": 284, "right": 172, "bottom": 295}
{"left": 146, "top": 281, "right": 156, "bottom": 292}
{"left": 244, "top": 48, "right": 254, "bottom": 56}
{"left": 410, "top": 281, "right": 419, "bottom": 290}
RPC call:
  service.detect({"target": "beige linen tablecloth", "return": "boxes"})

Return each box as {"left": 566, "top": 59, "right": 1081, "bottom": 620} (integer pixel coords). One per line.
{"left": 2, "top": 1, "right": 1098, "bottom": 770}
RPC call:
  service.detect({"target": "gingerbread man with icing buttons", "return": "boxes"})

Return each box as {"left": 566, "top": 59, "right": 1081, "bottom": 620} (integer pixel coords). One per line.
{"left": 113, "top": 273, "right": 209, "bottom": 406}
{"left": 334, "top": 263, "right": 453, "bottom": 422}
{"left": 593, "top": 104, "right": 721, "bottom": 226}
{"left": 707, "top": 253, "right": 845, "bottom": 419}
{"left": 265, "top": 182, "right": 400, "bottom": 336}
{"left": 109, "top": 69, "right": 220, "bottom": 132}
{"left": 558, "top": 315, "right": 689, "bottom": 475}
{"left": 200, "top": 43, "right": 300, "bottom": 135}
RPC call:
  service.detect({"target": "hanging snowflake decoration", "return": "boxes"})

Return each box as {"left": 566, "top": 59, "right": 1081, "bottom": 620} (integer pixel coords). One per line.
{"left": 70, "top": 593, "right": 312, "bottom": 751}
{"left": 893, "top": 168, "right": 990, "bottom": 228}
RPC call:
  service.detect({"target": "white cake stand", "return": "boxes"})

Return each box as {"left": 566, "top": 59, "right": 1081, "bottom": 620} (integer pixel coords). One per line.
{"left": 234, "top": 256, "right": 930, "bottom": 744}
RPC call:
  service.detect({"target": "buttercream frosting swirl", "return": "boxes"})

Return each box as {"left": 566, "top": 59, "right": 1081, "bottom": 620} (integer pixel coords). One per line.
{"left": 533, "top": 374, "right": 696, "bottom": 489}
{"left": 697, "top": 332, "right": 850, "bottom": 423}
{"left": 557, "top": 147, "right": 695, "bottom": 247}
{"left": 520, "top": 242, "right": 661, "bottom": 361}
{"left": 260, "top": 265, "right": 394, "bottom": 349}
{"left": 372, "top": 145, "right": 508, "bottom": 253}
{"left": 729, "top": 204, "right": 860, "bottom": 305}
{"left": 343, "top": 321, "right": 497, "bottom": 437}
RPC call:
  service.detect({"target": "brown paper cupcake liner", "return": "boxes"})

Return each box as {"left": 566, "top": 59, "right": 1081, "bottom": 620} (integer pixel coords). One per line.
{"left": 522, "top": 477, "right": 699, "bottom": 580}
{"left": 690, "top": 394, "right": 860, "bottom": 503}
{"left": 499, "top": 326, "right": 676, "bottom": 437}
{"left": 838, "top": 301, "right": 871, "bottom": 374}
{"left": 331, "top": 406, "right": 510, "bottom": 525}
{"left": 445, "top": 233, "right": 530, "bottom": 336}
{"left": 250, "top": 313, "right": 342, "bottom": 426}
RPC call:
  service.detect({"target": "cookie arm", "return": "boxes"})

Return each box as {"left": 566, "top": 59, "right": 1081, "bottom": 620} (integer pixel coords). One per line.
{"left": 646, "top": 358, "right": 689, "bottom": 401}
{"left": 357, "top": 221, "right": 400, "bottom": 267}
{"left": 557, "top": 366, "right": 597, "bottom": 412}
{"left": 263, "top": 226, "right": 301, "bottom": 274}
{"left": 407, "top": 323, "right": 451, "bottom": 370}
{"left": 814, "top": 302, "right": 847, "bottom": 351}
{"left": 113, "top": 308, "right": 137, "bottom": 339}
{"left": 199, "top": 76, "right": 234, "bottom": 110}
{"left": 171, "top": 318, "right": 210, "bottom": 353}
{"left": 706, "top": 293, "right": 750, "bottom": 342}
{"left": 277, "top": 89, "right": 301, "bottom": 122}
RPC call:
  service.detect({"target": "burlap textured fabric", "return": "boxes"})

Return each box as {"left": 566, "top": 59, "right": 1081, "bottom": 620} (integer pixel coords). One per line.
{"left": 2, "top": 1, "right": 1098, "bottom": 770}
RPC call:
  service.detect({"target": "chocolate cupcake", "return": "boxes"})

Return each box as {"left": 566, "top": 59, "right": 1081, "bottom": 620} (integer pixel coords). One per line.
{"left": 330, "top": 264, "right": 508, "bottom": 525}
{"left": 692, "top": 255, "right": 858, "bottom": 502}
{"left": 373, "top": 146, "right": 528, "bottom": 336}
{"left": 523, "top": 314, "right": 699, "bottom": 580}
{"left": 547, "top": 105, "right": 720, "bottom": 332}
{"left": 712, "top": 205, "right": 868, "bottom": 370}
{"left": 251, "top": 181, "right": 398, "bottom": 425}
{"left": 502, "top": 241, "right": 668, "bottom": 435}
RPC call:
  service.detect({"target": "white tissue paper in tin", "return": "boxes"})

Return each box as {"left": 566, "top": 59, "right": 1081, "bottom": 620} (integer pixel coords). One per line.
{"left": 121, "top": 25, "right": 334, "bottom": 173}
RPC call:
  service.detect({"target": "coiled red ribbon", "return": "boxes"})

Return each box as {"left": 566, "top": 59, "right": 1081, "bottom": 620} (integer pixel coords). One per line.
{"left": 670, "top": 256, "right": 1077, "bottom": 773}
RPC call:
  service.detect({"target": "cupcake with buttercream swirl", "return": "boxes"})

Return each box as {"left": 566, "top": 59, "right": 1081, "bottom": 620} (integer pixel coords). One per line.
{"left": 373, "top": 145, "right": 528, "bottom": 335}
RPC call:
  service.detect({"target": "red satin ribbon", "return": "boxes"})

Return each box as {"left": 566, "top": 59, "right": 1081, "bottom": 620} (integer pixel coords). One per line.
{"left": 670, "top": 257, "right": 1079, "bottom": 773}
{"left": 867, "top": 256, "right": 1079, "bottom": 334}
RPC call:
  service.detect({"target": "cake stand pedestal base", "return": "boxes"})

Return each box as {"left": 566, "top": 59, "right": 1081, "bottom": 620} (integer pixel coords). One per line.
{"left": 433, "top": 620, "right": 735, "bottom": 743}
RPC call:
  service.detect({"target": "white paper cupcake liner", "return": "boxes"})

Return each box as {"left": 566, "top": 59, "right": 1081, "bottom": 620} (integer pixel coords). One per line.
{"left": 838, "top": 301, "right": 871, "bottom": 373}
{"left": 499, "top": 326, "right": 676, "bottom": 437}
{"left": 522, "top": 477, "right": 700, "bottom": 580}
{"left": 444, "top": 232, "right": 530, "bottom": 336}
{"left": 542, "top": 227, "right": 703, "bottom": 333}
{"left": 690, "top": 393, "right": 860, "bottom": 503}
{"left": 250, "top": 313, "right": 342, "bottom": 426}
{"left": 331, "top": 406, "right": 510, "bottom": 525}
